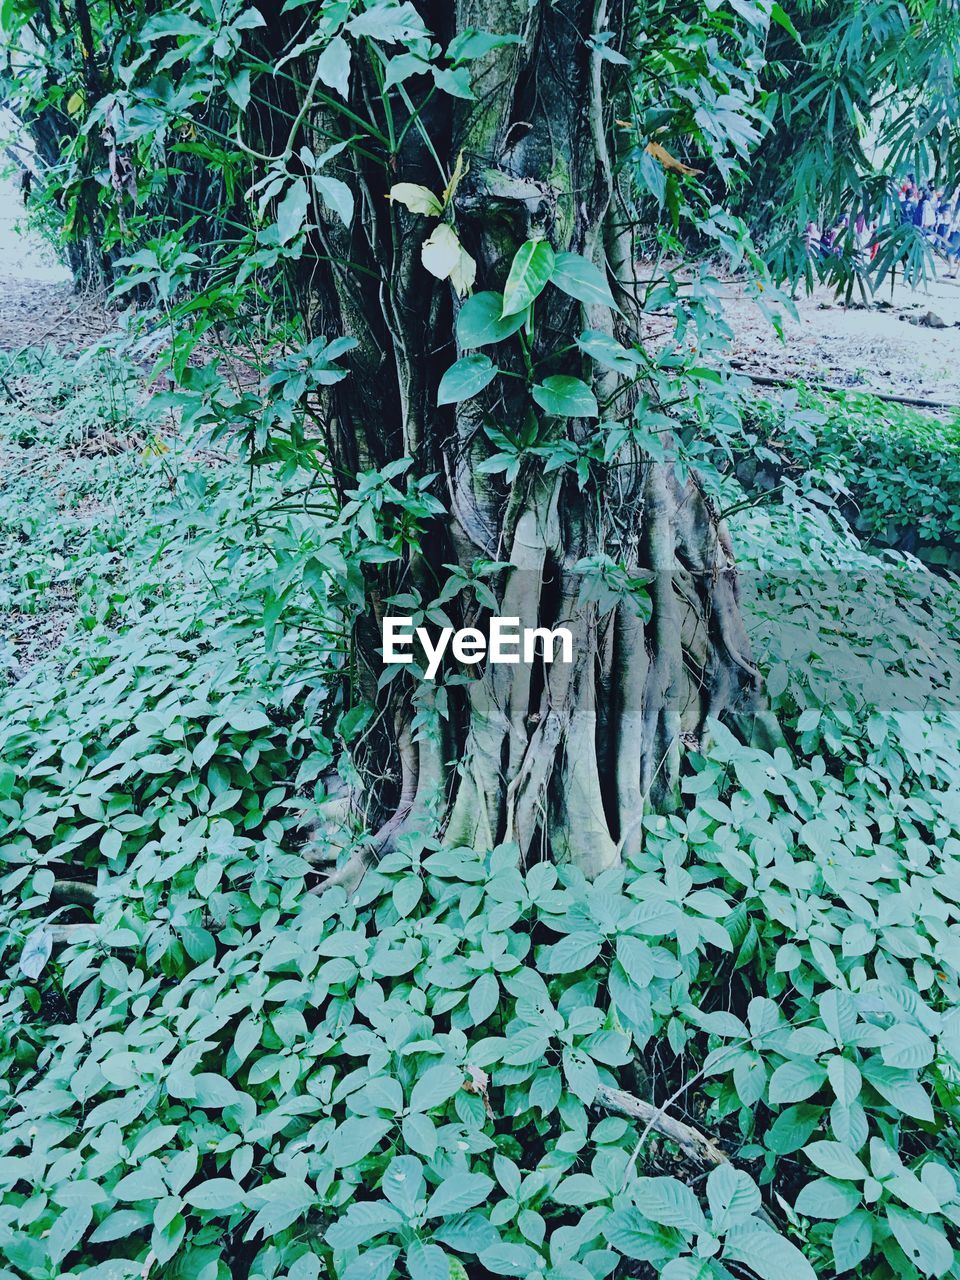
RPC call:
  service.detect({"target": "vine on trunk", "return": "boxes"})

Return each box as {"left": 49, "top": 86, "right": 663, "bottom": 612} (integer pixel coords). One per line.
{"left": 290, "top": 2, "right": 773, "bottom": 883}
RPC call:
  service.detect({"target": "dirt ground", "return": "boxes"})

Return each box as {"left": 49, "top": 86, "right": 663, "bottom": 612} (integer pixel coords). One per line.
{"left": 718, "top": 271, "right": 960, "bottom": 406}
{"left": 0, "top": 275, "right": 113, "bottom": 353}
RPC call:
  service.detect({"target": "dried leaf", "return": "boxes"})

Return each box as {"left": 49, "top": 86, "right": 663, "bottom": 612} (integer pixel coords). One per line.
{"left": 442, "top": 149, "right": 469, "bottom": 208}
{"left": 644, "top": 141, "right": 702, "bottom": 176}
{"left": 449, "top": 245, "right": 477, "bottom": 298}
{"left": 464, "top": 1065, "right": 494, "bottom": 1116}
{"left": 389, "top": 183, "right": 443, "bottom": 217}
{"left": 421, "top": 224, "right": 462, "bottom": 280}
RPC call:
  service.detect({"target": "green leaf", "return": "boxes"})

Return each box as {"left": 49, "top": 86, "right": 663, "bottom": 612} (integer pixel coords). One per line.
{"left": 832, "top": 1211, "right": 873, "bottom": 1275}
{"left": 562, "top": 1047, "right": 599, "bottom": 1104}
{"left": 409, "top": 1064, "right": 463, "bottom": 1113}
{"left": 437, "top": 355, "right": 498, "bottom": 405}
{"left": 47, "top": 1203, "right": 93, "bottom": 1266}
{"left": 233, "top": 1014, "right": 262, "bottom": 1064}
{"left": 827, "top": 1056, "right": 862, "bottom": 1106}
{"left": 468, "top": 972, "right": 500, "bottom": 1025}
{"left": 90, "top": 1210, "right": 152, "bottom": 1244}
{"left": 638, "top": 149, "right": 666, "bottom": 204}
{"left": 504, "top": 1024, "right": 551, "bottom": 1066}
{"left": 860, "top": 1061, "right": 934, "bottom": 1122}
{"left": 341, "top": 1246, "right": 399, "bottom": 1280}
{"left": 551, "top": 251, "right": 617, "bottom": 310}
{"left": 326, "top": 1201, "right": 404, "bottom": 1249}
{"left": 314, "top": 175, "right": 354, "bottom": 227}
{"left": 478, "top": 1242, "right": 542, "bottom": 1275}
{"left": 382, "top": 1156, "right": 425, "bottom": 1217}
{"left": 722, "top": 1228, "right": 817, "bottom": 1280}
{"left": 100, "top": 827, "right": 123, "bottom": 859}
{"left": 633, "top": 1176, "right": 706, "bottom": 1233}
{"left": 191, "top": 1073, "right": 241, "bottom": 1109}
{"left": 457, "top": 292, "right": 527, "bottom": 347}
{"left": 164, "top": 1147, "right": 198, "bottom": 1195}
{"left": 225, "top": 69, "right": 251, "bottom": 110}
{"left": 328, "top": 1117, "right": 392, "bottom": 1168}
{"left": 346, "top": 3, "right": 426, "bottom": 40}
{"left": 528, "top": 1068, "right": 561, "bottom": 1116}
{"left": 288, "top": 1256, "right": 322, "bottom": 1280}
{"left": 661, "top": 1262, "right": 713, "bottom": 1280}
{"left": 247, "top": 1177, "right": 315, "bottom": 1238}
{"left": 578, "top": 329, "right": 640, "bottom": 375}
{"left": 531, "top": 375, "right": 598, "bottom": 418}
{"left": 183, "top": 1178, "right": 245, "bottom": 1210}
{"left": 604, "top": 1206, "right": 669, "bottom": 1259}
{"left": 616, "top": 935, "right": 656, "bottom": 985}
{"left": 501, "top": 239, "right": 555, "bottom": 316}
{"left": 19, "top": 927, "right": 52, "bottom": 980}
{"left": 880, "top": 1024, "right": 935, "bottom": 1070}
{"left": 425, "top": 1172, "right": 495, "bottom": 1218}
{"left": 447, "top": 30, "right": 522, "bottom": 61}
{"left": 316, "top": 35, "right": 351, "bottom": 98}
{"left": 768, "top": 1059, "right": 827, "bottom": 1104}
{"left": 114, "top": 1159, "right": 167, "bottom": 1202}
{"left": 830, "top": 1099, "right": 868, "bottom": 1150}
{"left": 433, "top": 66, "right": 475, "bottom": 99}
{"left": 795, "top": 1177, "right": 861, "bottom": 1221}
{"left": 540, "top": 931, "right": 602, "bottom": 973}
{"left": 886, "top": 1206, "right": 954, "bottom": 1277}
{"left": 551, "top": 1172, "right": 607, "bottom": 1205}
{"left": 406, "top": 1239, "right": 450, "bottom": 1280}
{"left": 765, "top": 1104, "right": 822, "bottom": 1155}
{"left": 803, "top": 1141, "right": 867, "bottom": 1181}
{"left": 276, "top": 179, "right": 309, "bottom": 244}
{"left": 141, "top": 12, "right": 207, "bottom": 39}
{"left": 707, "top": 1164, "right": 762, "bottom": 1230}
{"left": 770, "top": 2, "right": 802, "bottom": 42}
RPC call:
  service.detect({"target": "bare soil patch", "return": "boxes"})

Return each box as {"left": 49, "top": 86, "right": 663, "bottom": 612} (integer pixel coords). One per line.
{"left": 0, "top": 274, "right": 112, "bottom": 354}
{"left": 719, "top": 272, "right": 960, "bottom": 405}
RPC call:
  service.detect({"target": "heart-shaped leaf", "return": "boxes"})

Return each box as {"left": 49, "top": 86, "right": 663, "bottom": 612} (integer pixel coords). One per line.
{"left": 438, "top": 355, "right": 498, "bottom": 405}
{"left": 502, "top": 239, "right": 555, "bottom": 316}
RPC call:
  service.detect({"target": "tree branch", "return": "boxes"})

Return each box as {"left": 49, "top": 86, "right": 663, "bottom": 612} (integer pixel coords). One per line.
{"left": 595, "top": 1081, "right": 727, "bottom": 1167}
{"left": 49, "top": 879, "right": 97, "bottom": 907}
{"left": 731, "top": 362, "right": 959, "bottom": 411}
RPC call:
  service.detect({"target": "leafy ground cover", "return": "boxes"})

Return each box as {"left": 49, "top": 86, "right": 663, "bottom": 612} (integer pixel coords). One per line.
{"left": 2, "top": 351, "right": 960, "bottom": 1278}
{"left": 736, "top": 387, "right": 960, "bottom": 570}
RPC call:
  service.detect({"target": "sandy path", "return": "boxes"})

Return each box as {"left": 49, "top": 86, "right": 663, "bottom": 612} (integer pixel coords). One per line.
{"left": 0, "top": 173, "right": 110, "bottom": 352}
{"left": 719, "top": 271, "right": 960, "bottom": 405}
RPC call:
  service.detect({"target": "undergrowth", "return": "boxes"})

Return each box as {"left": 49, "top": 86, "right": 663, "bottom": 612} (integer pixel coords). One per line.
{"left": 2, "top": 352, "right": 960, "bottom": 1279}
{"left": 737, "top": 387, "right": 960, "bottom": 569}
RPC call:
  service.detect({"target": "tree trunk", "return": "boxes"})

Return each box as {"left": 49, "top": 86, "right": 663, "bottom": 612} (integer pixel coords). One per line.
{"left": 290, "top": 0, "right": 771, "bottom": 886}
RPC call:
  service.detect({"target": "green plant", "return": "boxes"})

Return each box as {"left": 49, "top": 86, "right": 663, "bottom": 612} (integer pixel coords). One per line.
{"left": 2, "top": 352, "right": 960, "bottom": 1276}
{"left": 735, "top": 388, "right": 960, "bottom": 568}
{"left": 2, "top": 0, "right": 960, "bottom": 1276}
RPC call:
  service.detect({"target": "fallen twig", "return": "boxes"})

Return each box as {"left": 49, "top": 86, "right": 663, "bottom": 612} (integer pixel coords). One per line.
{"left": 596, "top": 1081, "right": 779, "bottom": 1227}
{"left": 49, "top": 880, "right": 97, "bottom": 907}
{"left": 47, "top": 923, "right": 96, "bottom": 944}
{"left": 730, "top": 361, "right": 960, "bottom": 411}
{"left": 595, "top": 1081, "right": 726, "bottom": 1167}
